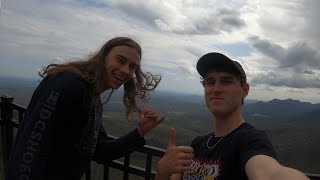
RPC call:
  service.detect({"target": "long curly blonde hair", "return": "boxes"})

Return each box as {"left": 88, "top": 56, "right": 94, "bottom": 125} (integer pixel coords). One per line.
{"left": 39, "top": 37, "right": 161, "bottom": 119}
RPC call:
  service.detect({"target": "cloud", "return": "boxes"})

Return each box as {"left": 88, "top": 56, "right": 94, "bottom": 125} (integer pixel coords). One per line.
{"left": 52, "top": 57, "right": 65, "bottom": 62}
{"left": 284, "top": 42, "right": 320, "bottom": 70}
{"left": 303, "top": 70, "right": 315, "bottom": 75}
{"left": 1, "top": 0, "right": 320, "bottom": 103}
{"left": 249, "top": 36, "right": 320, "bottom": 71}
{"left": 287, "top": 88, "right": 304, "bottom": 93}
{"left": 250, "top": 70, "right": 320, "bottom": 89}
{"left": 247, "top": 36, "right": 320, "bottom": 89}
{"left": 245, "top": 0, "right": 320, "bottom": 49}
{"left": 106, "top": 0, "right": 246, "bottom": 34}
{"left": 248, "top": 36, "right": 285, "bottom": 61}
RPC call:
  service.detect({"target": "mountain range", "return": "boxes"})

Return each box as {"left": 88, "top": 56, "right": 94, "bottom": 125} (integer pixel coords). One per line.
{"left": 0, "top": 76, "right": 319, "bottom": 125}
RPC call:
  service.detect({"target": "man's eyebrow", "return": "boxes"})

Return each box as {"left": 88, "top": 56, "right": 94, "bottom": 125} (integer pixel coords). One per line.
{"left": 221, "top": 76, "right": 234, "bottom": 79}
{"left": 204, "top": 76, "right": 214, "bottom": 81}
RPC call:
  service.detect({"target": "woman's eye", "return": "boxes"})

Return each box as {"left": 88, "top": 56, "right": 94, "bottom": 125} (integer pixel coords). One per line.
{"left": 117, "top": 58, "right": 125, "bottom": 64}
{"left": 129, "top": 64, "right": 137, "bottom": 70}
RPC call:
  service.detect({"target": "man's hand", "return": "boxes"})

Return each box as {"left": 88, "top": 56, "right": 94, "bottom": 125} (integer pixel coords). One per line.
{"left": 156, "top": 128, "right": 194, "bottom": 180}
{"left": 137, "top": 108, "right": 165, "bottom": 137}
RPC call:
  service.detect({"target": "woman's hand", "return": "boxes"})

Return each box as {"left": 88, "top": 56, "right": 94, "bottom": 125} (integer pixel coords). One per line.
{"left": 137, "top": 108, "right": 165, "bottom": 137}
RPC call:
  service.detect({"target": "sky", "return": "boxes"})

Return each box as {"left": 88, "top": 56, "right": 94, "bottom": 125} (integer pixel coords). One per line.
{"left": 0, "top": 0, "right": 319, "bottom": 103}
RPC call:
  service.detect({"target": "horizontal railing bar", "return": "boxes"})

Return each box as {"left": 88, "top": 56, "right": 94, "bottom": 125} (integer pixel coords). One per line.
{"left": 306, "top": 173, "right": 320, "bottom": 180}
{"left": 108, "top": 160, "right": 157, "bottom": 179}
{"left": 12, "top": 103, "right": 26, "bottom": 112}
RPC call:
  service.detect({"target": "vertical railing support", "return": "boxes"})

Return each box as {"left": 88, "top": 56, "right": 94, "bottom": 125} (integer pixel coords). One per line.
{"left": 85, "top": 163, "right": 91, "bottom": 180}
{"left": 1, "top": 96, "right": 14, "bottom": 177}
{"left": 145, "top": 153, "right": 152, "bottom": 180}
{"left": 123, "top": 154, "right": 130, "bottom": 180}
{"left": 104, "top": 163, "right": 110, "bottom": 180}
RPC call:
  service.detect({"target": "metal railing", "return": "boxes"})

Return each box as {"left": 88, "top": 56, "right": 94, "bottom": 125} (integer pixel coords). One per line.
{"left": 0, "top": 96, "right": 165, "bottom": 180}
{"left": 1, "top": 96, "right": 320, "bottom": 180}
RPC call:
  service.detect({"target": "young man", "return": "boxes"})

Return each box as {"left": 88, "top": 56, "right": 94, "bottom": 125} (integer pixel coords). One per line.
{"left": 156, "top": 52, "right": 309, "bottom": 180}
{"left": 5, "top": 37, "right": 165, "bottom": 180}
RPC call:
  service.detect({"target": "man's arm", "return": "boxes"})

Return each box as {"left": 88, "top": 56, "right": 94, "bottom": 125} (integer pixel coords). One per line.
{"left": 246, "top": 155, "right": 309, "bottom": 180}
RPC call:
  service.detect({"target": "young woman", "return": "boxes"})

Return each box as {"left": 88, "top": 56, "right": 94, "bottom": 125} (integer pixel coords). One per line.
{"left": 6, "top": 37, "right": 165, "bottom": 180}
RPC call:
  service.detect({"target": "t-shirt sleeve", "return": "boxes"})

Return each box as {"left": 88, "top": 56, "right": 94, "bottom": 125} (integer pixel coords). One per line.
{"left": 236, "top": 129, "right": 277, "bottom": 171}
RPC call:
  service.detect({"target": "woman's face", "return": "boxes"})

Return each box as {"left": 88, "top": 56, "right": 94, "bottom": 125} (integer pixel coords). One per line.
{"left": 103, "top": 45, "right": 141, "bottom": 90}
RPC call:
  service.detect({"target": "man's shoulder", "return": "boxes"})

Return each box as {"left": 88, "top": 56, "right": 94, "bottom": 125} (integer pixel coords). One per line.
{"left": 233, "top": 122, "right": 270, "bottom": 144}
{"left": 236, "top": 122, "right": 264, "bottom": 135}
{"left": 226, "top": 123, "right": 264, "bottom": 145}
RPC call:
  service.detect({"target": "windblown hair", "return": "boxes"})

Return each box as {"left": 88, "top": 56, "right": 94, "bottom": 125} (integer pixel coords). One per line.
{"left": 39, "top": 37, "right": 161, "bottom": 119}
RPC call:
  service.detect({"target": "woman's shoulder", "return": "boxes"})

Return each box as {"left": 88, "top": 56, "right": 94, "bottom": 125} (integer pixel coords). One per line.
{"left": 44, "top": 71, "right": 87, "bottom": 89}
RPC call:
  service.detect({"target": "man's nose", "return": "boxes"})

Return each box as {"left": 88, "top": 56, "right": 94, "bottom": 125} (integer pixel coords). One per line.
{"left": 212, "top": 82, "right": 223, "bottom": 92}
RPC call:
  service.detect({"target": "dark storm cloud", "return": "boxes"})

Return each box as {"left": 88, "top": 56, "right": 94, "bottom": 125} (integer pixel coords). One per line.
{"left": 248, "top": 36, "right": 320, "bottom": 72}
{"left": 248, "top": 36, "right": 285, "bottom": 61}
{"left": 284, "top": 42, "right": 320, "bottom": 69}
{"left": 248, "top": 36, "right": 320, "bottom": 89}
{"left": 303, "top": 70, "right": 315, "bottom": 75}
{"left": 250, "top": 72, "right": 320, "bottom": 89}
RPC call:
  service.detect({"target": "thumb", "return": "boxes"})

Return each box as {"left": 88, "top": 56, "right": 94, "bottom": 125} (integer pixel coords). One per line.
{"left": 167, "top": 128, "right": 176, "bottom": 147}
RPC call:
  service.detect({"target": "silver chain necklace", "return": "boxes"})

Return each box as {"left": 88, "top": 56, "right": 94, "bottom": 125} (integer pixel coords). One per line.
{"left": 206, "top": 134, "right": 224, "bottom": 149}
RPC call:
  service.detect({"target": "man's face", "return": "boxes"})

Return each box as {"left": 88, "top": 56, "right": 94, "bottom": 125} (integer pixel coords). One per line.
{"left": 203, "top": 70, "right": 249, "bottom": 116}
{"left": 104, "top": 45, "right": 140, "bottom": 89}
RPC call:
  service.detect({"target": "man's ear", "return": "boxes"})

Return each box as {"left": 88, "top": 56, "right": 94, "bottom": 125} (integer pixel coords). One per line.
{"left": 242, "top": 83, "right": 249, "bottom": 99}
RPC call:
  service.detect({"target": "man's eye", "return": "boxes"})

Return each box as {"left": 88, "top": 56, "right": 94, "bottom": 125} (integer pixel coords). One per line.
{"left": 222, "top": 80, "right": 232, "bottom": 84}
{"left": 205, "top": 81, "right": 215, "bottom": 85}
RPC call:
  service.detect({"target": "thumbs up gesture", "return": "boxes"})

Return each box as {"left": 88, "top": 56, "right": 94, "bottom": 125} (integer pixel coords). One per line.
{"left": 156, "top": 128, "right": 194, "bottom": 179}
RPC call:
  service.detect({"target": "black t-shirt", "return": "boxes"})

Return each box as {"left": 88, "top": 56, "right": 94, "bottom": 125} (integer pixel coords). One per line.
{"left": 183, "top": 123, "right": 277, "bottom": 180}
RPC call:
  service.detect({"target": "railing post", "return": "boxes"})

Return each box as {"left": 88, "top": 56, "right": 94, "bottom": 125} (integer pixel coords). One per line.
{"left": 85, "top": 162, "right": 91, "bottom": 180}
{"left": 104, "top": 164, "right": 110, "bottom": 180}
{"left": 145, "top": 153, "right": 152, "bottom": 180}
{"left": 1, "top": 96, "right": 15, "bottom": 176}
{"left": 123, "top": 154, "right": 130, "bottom": 180}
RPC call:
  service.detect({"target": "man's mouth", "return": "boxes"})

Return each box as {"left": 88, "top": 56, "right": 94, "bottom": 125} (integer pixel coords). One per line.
{"left": 210, "top": 97, "right": 223, "bottom": 100}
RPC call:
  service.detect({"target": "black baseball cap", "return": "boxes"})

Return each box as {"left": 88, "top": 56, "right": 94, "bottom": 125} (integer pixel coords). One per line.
{"left": 196, "top": 52, "right": 246, "bottom": 82}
